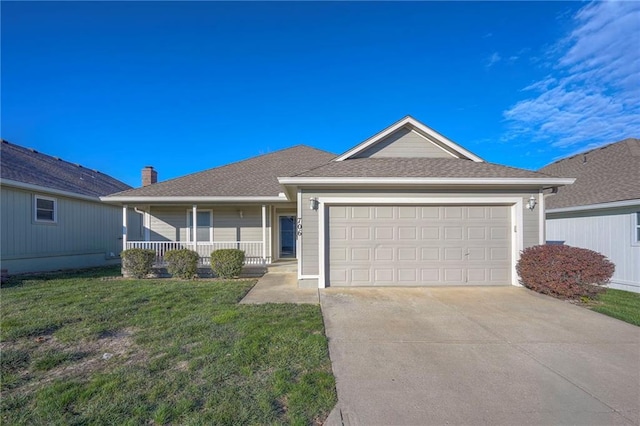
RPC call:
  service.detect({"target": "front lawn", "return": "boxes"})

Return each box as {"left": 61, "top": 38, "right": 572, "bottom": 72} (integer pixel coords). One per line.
{"left": 591, "top": 289, "right": 640, "bottom": 326}
{"left": 1, "top": 267, "right": 337, "bottom": 425}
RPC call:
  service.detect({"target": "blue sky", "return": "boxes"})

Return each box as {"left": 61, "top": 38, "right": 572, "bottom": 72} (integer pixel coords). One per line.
{"left": 2, "top": 1, "right": 639, "bottom": 187}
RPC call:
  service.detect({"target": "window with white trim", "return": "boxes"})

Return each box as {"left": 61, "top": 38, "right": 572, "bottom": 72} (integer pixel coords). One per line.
{"left": 35, "top": 195, "right": 57, "bottom": 223}
{"left": 187, "top": 210, "right": 213, "bottom": 242}
{"left": 635, "top": 212, "right": 640, "bottom": 244}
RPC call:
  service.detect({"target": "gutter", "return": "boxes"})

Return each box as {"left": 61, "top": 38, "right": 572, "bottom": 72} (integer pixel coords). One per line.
{"left": 277, "top": 177, "right": 575, "bottom": 186}
{"left": 547, "top": 199, "right": 640, "bottom": 214}
{"left": 0, "top": 178, "right": 102, "bottom": 202}
{"left": 100, "top": 195, "right": 290, "bottom": 204}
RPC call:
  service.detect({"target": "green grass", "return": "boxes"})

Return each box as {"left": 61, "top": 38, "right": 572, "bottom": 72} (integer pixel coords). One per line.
{"left": 591, "top": 289, "right": 640, "bottom": 326}
{"left": 1, "top": 266, "right": 337, "bottom": 425}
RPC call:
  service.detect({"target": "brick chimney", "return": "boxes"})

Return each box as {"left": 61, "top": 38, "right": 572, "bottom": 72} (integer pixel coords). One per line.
{"left": 142, "top": 166, "right": 157, "bottom": 186}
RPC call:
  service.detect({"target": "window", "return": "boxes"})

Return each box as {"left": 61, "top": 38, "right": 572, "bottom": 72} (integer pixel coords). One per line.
{"left": 35, "top": 195, "right": 57, "bottom": 223}
{"left": 187, "top": 210, "right": 212, "bottom": 242}
{"left": 635, "top": 212, "right": 640, "bottom": 244}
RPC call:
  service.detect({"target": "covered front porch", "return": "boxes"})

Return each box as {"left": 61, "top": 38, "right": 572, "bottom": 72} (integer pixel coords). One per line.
{"left": 121, "top": 203, "right": 298, "bottom": 266}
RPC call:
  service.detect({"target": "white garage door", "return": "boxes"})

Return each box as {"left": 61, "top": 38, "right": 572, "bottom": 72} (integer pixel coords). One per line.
{"left": 328, "top": 205, "right": 511, "bottom": 286}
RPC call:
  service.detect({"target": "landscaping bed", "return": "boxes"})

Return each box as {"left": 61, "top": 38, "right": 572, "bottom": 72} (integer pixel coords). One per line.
{"left": 1, "top": 266, "right": 336, "bottom": 424}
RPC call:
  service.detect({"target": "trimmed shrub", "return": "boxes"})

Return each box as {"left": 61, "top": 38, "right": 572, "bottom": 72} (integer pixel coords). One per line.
{"left": 516, "top": 244, "right": 615, "bottom": 299}
{"left": 164, "top": 249, "right": 200, "bottom": 279}
{"left": 210, "top": 249, "right": 245, "bottom": 279}
{"left": 121, "top": 249, "right": 156, "bottom": 279}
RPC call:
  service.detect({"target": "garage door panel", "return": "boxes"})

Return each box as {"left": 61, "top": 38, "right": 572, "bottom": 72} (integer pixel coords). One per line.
{"left": 351, "top": 227, "right": 371, "bottom": 240}
{"left": 375, "top": 227, "right": 394, "bottom": 239}
{"left": 421, "top": 206, "right": 440, "bottom": 219}
{"left": 328, "top": 205, "right": 511, "bottom": 287}
{"left": 398, "top": 227, "right": 417, "bottom": 240}
{"left": 351, "top": 248, "right": 371, "bottom": 261}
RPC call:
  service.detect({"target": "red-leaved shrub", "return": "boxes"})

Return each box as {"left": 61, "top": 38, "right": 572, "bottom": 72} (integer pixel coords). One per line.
{"left": 516, "top": 245, "right": 614, "bottom": 299}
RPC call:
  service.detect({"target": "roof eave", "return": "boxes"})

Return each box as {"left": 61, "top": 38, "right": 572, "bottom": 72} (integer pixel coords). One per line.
{"left": 1, "top": 178, "right": 103, "bottom": 202}
{"left": 100, "top": 195, "right": 291, "bottom": 204}
{"left": 546, "top": 198, "right": 640, "bottom": 214}
{"left": 278, "top": 177, "right": 575, "bottom": 188}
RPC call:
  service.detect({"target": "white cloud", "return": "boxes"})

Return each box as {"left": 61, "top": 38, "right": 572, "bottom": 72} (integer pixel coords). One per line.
{"left": 485, "top": 52, "right": 501, "bottom": 68}
{"left": 502, "top": 1, "right": 640, "bottom": 150}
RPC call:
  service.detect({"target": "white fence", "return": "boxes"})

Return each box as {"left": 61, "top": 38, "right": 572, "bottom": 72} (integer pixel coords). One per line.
{"left": 125, "top": 241, "right": 266, "bottom": 265}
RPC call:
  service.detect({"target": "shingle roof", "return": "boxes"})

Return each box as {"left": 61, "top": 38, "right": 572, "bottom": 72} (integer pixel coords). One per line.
{"left": 108, "top": 145, "right": 336, "bottom": 198}
{"left": 292, "top": 157, "right": 551, "bottom": 179}
{"left": 1, "top": 140, "right": 131, "bottom": 197}
{"left": 539, "top": 138, "right": 640, "bottom": 209}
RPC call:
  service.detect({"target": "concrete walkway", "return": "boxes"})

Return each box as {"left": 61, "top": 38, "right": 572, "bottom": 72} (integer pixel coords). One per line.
{"left": 321, "top": 287, "right": 640, "bottom": 426}
{"left": 239, "top": 261, "right": 319, "bottom": 304}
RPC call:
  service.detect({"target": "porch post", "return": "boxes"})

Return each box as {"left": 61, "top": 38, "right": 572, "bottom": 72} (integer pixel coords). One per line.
{"left": 122, "top": 205, "right": 128, "bottom": 252}
{"left": 262, "top": 205, "right": 267, "bottom": 261}
{"left": 192, "top": 205, "right": 198, "bottom": 251}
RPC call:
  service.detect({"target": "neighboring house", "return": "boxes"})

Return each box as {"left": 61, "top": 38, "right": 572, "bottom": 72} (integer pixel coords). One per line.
{"left": 102, "top": 116, "right": 572, "bottom": 288}
{"left": 540, "top": 139, "right": 640, "bottom": 293}
{"left": 0, "top": 140, "right": 139, "bottom": 274}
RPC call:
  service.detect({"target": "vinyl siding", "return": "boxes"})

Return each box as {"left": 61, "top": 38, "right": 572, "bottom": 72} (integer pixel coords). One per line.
{"left": 143, "top": 205, "right": 272, "bottom": 258}
{"left": 354, "top": 127, "right": 458, "bottom": 159}
{"left": 546, "top": 207, "right": 640, "bottom": 292}
{"left": 300, "top": 189, "right": 540, "bottom": 277}
{"left": 1, "top": 186, "right": 123, "bottom": 273}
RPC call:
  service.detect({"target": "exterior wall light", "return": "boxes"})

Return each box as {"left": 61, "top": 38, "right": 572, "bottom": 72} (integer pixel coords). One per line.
{"left": 527, "top": 195, "right": 537, "bottom": 210}
{"left": 309, "top": 197, "right": 319, "bottom": 211}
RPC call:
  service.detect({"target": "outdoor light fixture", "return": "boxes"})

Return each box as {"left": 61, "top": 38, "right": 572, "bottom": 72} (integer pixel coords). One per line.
{"left": 527, "top": 195, "right": 537, "bottom": 210}
{"left": 309, "top": 197, "right": 318, "bottom": 210}
{"left": 238, "top": 210, "right": 244, "bottom": 219}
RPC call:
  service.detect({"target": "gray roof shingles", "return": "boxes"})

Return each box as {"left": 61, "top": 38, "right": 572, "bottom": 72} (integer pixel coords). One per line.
{"left": 1, "top": 140, "right": 131, "bottom": 197}
{"left": 109, "top": 145, "right": 337, "bottom": 198}
{"left": 539, "top": 138, "right": 640, "bottom": 209}
{"left": 292, "top": 157, "right": 551, "bottom": 179}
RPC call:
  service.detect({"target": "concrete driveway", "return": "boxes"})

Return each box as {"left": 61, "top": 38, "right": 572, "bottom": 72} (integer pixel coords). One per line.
{"left": 320, "top": 287, "right": 640, "bottom": 426}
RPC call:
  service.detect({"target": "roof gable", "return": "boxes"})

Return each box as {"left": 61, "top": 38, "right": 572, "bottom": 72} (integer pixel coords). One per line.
{"left": 539, "top": 138, "right": 640, "bottom": 209}
{"left": 335, "top": 116, "right": 484, "bottom": 162}
{"left": 0, "top": 140, "right": 131, "bottom": 197}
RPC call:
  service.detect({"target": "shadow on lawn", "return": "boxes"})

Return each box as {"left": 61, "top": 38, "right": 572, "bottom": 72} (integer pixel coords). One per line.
{"left": 1, "top": 265, "right": 122, "bottom": 288}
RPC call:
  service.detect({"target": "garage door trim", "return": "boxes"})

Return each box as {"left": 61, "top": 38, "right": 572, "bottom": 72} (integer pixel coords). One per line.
{"left": 318, "top": 197, "right": 524, "bottom": 288}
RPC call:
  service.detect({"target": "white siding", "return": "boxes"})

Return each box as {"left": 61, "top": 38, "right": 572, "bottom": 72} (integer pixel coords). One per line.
{"left": 546, "top": 208, "right": 640, "bottom": 293}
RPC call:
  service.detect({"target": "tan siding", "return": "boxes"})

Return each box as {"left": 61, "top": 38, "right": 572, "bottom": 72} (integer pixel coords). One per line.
{"left": 1, "top": 186, "right": 123, "bottom": 273}
{"left": 301, "top": 193, "right": 319, "bottom": 275}
{"left": 146, "top": 206, "right": 272, "bottom": 258}
{"left": 354, "top": 127, "right": 457, "bottom": 159}
{"left": 149, "top": 207, "right": 186, "bottom": 241}
{"left": 212, "top": 207, "right": 263, "bottom": 242}
{"left": 523, "top": 207, "right": 540, "bottom": 248}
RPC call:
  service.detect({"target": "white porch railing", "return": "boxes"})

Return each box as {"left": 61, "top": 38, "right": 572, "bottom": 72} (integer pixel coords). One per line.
{"left": 125, "top": 241, "right": 267, "bottom": 266}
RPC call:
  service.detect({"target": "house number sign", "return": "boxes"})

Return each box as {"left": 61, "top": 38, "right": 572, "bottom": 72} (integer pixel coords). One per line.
{"left": 296, "top": 218, "right": 303, "bottom": 236}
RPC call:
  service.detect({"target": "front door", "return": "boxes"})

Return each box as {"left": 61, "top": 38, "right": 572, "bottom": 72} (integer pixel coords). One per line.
{"left": 279, "top": 216, "right": 296, "bottom": 258}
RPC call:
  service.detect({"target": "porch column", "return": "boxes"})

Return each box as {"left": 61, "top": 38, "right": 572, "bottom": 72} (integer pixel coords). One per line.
{"left": 122, "top": 205, "right": 128, "bottom": 252}
{"left": 262, "top": 205, "right": 267, "bottom": 261}
{"left": 192, "top": 205, "right": 198, "bottom": 251}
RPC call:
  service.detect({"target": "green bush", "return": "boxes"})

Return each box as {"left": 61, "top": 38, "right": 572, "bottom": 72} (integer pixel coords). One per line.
{"left": 517, "top": 244, "right": 615, "bottom": 300}
{"left": 164, "top": 249, "right": 200, "bottom": 279}
{"left": 121, "top": 249, "right": 156, "bottom": 279}
{"left": 210, "top": 249, "right": 245, "bottom": 279}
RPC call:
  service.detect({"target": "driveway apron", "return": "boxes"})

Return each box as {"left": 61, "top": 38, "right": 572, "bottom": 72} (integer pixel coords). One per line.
{"left": 320, "top": 287, "right": 640, "bottom": 426}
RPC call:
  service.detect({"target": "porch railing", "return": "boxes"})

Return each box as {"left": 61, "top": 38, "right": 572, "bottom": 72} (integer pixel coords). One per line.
{"left": 125, "top": 241, "right": 266, "bottom": 266}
